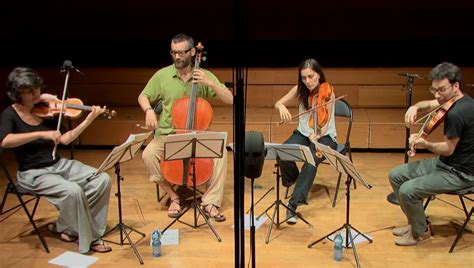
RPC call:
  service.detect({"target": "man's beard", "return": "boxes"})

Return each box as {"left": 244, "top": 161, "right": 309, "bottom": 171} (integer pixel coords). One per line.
{"left": 174, "top": 58, "right": 191, "bottom": 69}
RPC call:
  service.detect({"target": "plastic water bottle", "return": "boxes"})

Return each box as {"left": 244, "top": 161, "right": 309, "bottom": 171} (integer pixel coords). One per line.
{"left": 151, "top": 230, "right": 162, "bottom": 257}
{"left": 333, "top": 232, "right": 343, "bottom": 261}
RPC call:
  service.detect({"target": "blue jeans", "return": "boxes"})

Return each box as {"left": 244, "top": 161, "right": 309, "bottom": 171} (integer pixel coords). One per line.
{"left": 277, "top": 130, "right": 337, "bottom": 208}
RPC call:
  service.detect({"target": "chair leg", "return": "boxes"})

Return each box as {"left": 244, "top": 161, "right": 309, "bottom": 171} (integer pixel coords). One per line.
{"left": 458, "top": 195, "right": 469, "bottom": 217}
{"left": 449, "top": 207, "right": 473, "bottom": 253}
{"left": 0, "top": 184, "right": 10, "bottom": 214}
{"left": 423, "top": 196, "right": 434, "bottom": 210}
{"left": 332, "top": 172, "right": 343, "bottom": 207}
{"left": 15, "top": 194, "right": 49, "bottom": 253}
{"left": 285, "top": 186, "right": 291, "bottom": 199}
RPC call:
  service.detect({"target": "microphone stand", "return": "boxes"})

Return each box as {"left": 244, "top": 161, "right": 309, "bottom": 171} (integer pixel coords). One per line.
{"left": 387, "top": 73, "right": 422, "bottom": 205}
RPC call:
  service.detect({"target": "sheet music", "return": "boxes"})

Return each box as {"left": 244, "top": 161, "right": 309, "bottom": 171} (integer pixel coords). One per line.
{"left": 164, "top": 131, "right": 227, "bottom": 160}
{"left": 94, "top": 131, "right": 153, "bottom": 175}
{"left": 313, "top": 141, "right": 371, "bottom": 189}
{"left": 264, "top": 143, "right": 315, "bottom": 166}
{"left": 228, "top": 142, "right": 315, "bottom": 166}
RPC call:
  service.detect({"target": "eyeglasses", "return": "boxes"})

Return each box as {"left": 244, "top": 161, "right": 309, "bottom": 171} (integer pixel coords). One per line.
{"left": 429, "top": 84, "right": 453, "bottom": 94}
{"left": 169, "top": 48, "right": 192, "bottom": 57}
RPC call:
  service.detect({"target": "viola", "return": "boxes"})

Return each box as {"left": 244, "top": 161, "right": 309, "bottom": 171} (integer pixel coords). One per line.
{"left": 309, "top": 82, "right": 334, "bottom": 130}
{"left": 33, "top": 98, "right": 116, "bottom": 119}
{"left": 407, "top": 98, "right": 457, "bottom": 157}
{"left": 160, "top": 42, "right": 214, "bottom": 186}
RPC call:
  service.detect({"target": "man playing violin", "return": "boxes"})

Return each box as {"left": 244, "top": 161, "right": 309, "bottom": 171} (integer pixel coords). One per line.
{"left": 275, "top": 59, "right": 338, "bottom": 224}
{"left": 389, "top": 62, "right": 474, "bottom": 246}
{"left": 138, "top": 34, "right": 233, "bottom": 222}
{"left": 0, "top": 67, "right": 113, "bottom": 253}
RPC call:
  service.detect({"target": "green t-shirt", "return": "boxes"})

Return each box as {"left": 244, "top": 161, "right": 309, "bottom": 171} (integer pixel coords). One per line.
{"left": 141, "top": 64, "right": 221, "bottom": 136}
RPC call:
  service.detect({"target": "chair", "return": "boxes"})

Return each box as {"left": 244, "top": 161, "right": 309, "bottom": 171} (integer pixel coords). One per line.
{"left": 284, "top": 99, "right": 355, "bottom": 207}
{"left": 0, "top": 148, "right": 50, "bottom": 253}
{"left": 423, "top": 186, "right": 474, "bottom": 253}
{"left": 331, "top": 98, "right": 356, "bottom": 207}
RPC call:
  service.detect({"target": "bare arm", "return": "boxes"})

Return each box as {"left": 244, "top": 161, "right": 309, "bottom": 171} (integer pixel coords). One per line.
{"left": 275, "top": 85, "right": 298, "bottom": 122}
{"left": 138, "top": 93, "right": 158, "bottom": 130}
{"left": 1, "top": 131, "right": 60, "bottom": 148}
{"left": 193, "top": 69, "right": 233, "bottom": 105}
{"left": 411, "top": 134, "right": 459, "bottom": 156}
{"left": 59, "top": 106, "right": 106, "bottom": 145}
{"left": 405, "top": 99, "right": 440, "bottom": 127}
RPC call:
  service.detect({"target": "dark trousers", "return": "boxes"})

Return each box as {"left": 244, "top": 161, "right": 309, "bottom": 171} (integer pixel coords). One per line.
{"left": 277, "top": 130, "right": 337, "bottom": 208}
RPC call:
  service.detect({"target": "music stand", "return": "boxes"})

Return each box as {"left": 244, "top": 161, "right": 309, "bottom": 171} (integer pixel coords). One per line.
{"left": 256, "top": 143, "right": 315, "bottom": 244}
{"left": 160, "top": 131, "right": 227, "bottom": 242}
{"left": 100, "top": 131, "right": 152, "bottom": 265}
{"left": 308, "top": 142, "right": 372, "bottom": 268}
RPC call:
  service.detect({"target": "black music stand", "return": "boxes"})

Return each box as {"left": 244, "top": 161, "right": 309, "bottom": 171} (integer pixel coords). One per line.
{"left": 160, "top": 131, "right": 227, "bottom": 242}
{"left": 308, "top": 142, "right": 372, "bottom": 268}
{"left": 100, "top": 131, "right": 152, "bottom": 265}
{"left": 256, "top": 143, "right": 314, "bottom": 244}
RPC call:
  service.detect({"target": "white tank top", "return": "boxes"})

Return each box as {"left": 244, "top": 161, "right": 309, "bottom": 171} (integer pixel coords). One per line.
{"left": 296, "top": 100, "right": 337, "bottom": 142}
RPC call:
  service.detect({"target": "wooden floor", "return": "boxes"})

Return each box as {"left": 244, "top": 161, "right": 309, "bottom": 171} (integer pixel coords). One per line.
{"left": 0, "top": 149, "right": 473, "bottom": 268}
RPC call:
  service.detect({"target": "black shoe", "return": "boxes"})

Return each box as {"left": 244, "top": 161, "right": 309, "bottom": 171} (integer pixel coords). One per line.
{"left": 387, "top": 192, "right": 400, "bottom": 205}
{"left": 282, "top": 178, "right": 296, "bottom": 187}
{"left": 286, "top": 203, "right": 298, "bottom": 225}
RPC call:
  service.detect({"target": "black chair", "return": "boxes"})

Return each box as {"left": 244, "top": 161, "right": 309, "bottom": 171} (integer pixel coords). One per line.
{"left": 331, "top": 98, "right": 356, "bottom": 207}
{"left": 423, "top": 186, "right": 474, "bottom": 253}
{"left": 285, "top": 99, "right": 355, "bottom": 207}
{"left": 0, "top": 148, "right": 50, "bottom": 253}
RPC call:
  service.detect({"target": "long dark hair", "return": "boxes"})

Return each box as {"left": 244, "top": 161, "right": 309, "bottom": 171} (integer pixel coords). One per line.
{"left": 297, "top": 59, "right": 326, "bottom": 110}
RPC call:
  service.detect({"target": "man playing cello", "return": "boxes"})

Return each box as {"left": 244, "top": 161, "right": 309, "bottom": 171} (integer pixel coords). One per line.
{"left": 138, "top": 34, "right": 233, "bottom": 222}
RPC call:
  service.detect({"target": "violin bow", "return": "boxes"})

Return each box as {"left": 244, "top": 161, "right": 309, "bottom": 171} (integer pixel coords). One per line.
{"left": 51, "top": 69, "right": 71, "bottom": 160}
{"left": 412, "top": 96, "right": 457, "bottom": 125}
{"left": 276, "top": 95, "right": 347, "bottom": 126}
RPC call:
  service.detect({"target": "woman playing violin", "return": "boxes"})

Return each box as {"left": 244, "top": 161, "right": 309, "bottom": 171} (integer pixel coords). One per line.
{"left": 0, "top": 67, "right": 112, "bottom": 253}
{"left": 275, "top": 59, "right": 338, "bottom": 224}
{"left": 389, "top": 62, "right": 474, "bottom": 246}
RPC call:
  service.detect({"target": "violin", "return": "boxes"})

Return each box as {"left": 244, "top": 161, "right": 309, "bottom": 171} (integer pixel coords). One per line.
{"left": 309, "top": 82, "right": 334, "bottom": 130}
{"left": 33, "top": 98, "right": 116, "bottom": 119}
{"left": 160, "top": 42, "right": 214, "bottom": 186}
{"left": 308, "top": 82, "right": 334, "bottom": 158}
{"left": 407, "top": 98, "right": 457, "bottom": 157}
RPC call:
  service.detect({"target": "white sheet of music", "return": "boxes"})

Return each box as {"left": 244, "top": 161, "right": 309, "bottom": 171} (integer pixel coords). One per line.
{"left": 164, "top": 131, "right": 227, "bottom": 160}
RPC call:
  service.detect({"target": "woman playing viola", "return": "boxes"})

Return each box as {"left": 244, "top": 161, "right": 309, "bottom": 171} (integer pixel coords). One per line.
{"left": 275, "top": 59, "right": 338, "bottom": 224}
{"left": 0, "top": 67, "right": 112, "bottom": 253}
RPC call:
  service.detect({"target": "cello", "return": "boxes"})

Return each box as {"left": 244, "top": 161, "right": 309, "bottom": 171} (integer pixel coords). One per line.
{"left": 160, "top": 42, "right": 214, "bottom": 186}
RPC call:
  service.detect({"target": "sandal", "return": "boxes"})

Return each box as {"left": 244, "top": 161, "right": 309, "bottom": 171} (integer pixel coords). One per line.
{"left": 47, "top": 222, "right": 78, "bottom": 243}
{"left": 90, "top": 241, "right": 112, "bottom": 253}
{"left": 167, "top": 198, "right": 182, "bottom": 218}
{"left": 201, "top": 204, "right": 226, "bottom": 222}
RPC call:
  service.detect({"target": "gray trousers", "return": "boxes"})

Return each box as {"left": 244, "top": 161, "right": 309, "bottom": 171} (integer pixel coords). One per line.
{"left": 17, "top": 158, "right": 111, "bottom": 253}
{"left": 389, "top": 157, "right": 474, "bottom": 238}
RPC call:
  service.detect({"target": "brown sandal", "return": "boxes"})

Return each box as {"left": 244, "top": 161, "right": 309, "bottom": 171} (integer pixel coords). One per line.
{"left": 90, "top": 241, "right": 112, "bottom": 253}
{"left": 167, "top": 198, "right": 182, "bottom": 218}
{"left": 47, "top": 222, "right": 78, "bottom": 243}
{"left": 201, "top": 204, "right": 226, "bottom": 222}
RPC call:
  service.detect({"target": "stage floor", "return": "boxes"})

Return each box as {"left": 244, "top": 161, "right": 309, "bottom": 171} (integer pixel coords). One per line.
{"left": 0, "top": 149, "right": 473, "bottom": 267}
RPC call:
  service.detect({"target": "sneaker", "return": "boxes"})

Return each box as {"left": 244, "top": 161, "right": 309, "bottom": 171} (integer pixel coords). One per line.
{"left": 392, "top": 224, "right": 411, "bottom": 236}
{"left": 286, "top": 204, "right": 298, "bottom": 225}
{"left": 395, "top": 226, "right": 431, "bottom": 246}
